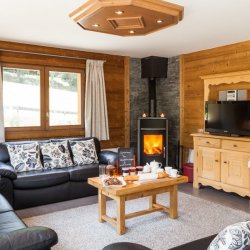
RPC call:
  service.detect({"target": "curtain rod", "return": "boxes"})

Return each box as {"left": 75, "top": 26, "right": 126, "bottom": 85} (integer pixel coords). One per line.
{"left": 0, "top": 49, "right": 106, "bottom": 62}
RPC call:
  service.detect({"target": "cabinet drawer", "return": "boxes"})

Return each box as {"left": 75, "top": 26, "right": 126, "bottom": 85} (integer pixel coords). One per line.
{"left": 222, "top": 140, "right": 250, "bottom": 152}
{"left": 197, "top": 137, "right": 220, "bottom": 148}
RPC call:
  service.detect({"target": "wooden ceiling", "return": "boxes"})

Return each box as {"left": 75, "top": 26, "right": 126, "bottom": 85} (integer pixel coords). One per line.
{"left": 69, "top": 0, "right": 184, "bottom": 36}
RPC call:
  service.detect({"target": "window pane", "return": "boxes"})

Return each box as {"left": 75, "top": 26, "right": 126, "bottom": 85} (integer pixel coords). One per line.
{"left": 49, "top": 71, "right": 81, "bottom": 126}
{"left": 3, "top": 67, "right": 41, "bottom": 127}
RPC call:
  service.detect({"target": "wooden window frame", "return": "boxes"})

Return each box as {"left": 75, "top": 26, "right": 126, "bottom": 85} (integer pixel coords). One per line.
{"left": 45, "top": 67, "right": 84, "bottom": 131}
{"left": 2, "top": 63, "right": 85, "bottom": 140}
{"left": 2, "top": 63, "right": 45, "bottom": 132}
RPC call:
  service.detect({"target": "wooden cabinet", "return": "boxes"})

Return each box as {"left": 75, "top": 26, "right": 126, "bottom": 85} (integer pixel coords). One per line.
{"left": 193, "top": 134, "right": 250, "bottom": 197}
{"left": 197, "top": 148, "right": 220, "bottom": 182}
{"left": 221, "top": 152, "right": 250, "bottom": 189}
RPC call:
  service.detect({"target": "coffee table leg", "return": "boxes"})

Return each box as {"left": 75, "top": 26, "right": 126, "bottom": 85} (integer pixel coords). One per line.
{"left": 149, "top": 194, "right": 156, "bottom": 209}
{"left": 169, "top": 185, "right": 178, "bottom": 219}
{"left": 117, "top": 196, "right": 126, "bottom": 235}
{"left": 98, "top": 189, "right": 106, "bottom": 223}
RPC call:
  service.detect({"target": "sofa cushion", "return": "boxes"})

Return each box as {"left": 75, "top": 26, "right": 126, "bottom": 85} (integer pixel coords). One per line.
{"left": 67, "top": 163, "right": 99, "bottom": 181}
{"left": 0, "top": 194, "right": 13, "bottom": 213}
{"left": 208, "top": 221, "right": 250, "bottom": 250}
{"left": 40, "top": 141, "right": 73, "bottom": 169}
{"left": 14, "top": 169, "right": 70, "bottom": 189}
{"left": 169, "top": 234, "right": 216, "bottom": 250}
{"left": 51, "top": 137, "right": 101, "bottom": 158}
{"left": 69, "top": 139, "right": 98, "bottom": 165}
{"left": 7, "top": 143, "right": 43, "bottom": 172}
{"left": 0, "top": 211, "right": 26, "bottom": 233}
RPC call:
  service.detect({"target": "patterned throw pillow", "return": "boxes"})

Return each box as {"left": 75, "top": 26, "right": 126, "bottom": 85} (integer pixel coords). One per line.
{"left": 208, "top": 221, "right": 250, "bottom": 250}
{"left": 40, "top": 141, "right": 73, "bottom": 169}
{"left": 7, "top": 143, "right": 43, "bottom": 172}
{"left": 69, "top": 139, "right": 98, "bottom": 165}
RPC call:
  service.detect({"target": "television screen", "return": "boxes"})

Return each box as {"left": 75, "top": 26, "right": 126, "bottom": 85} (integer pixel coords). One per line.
{"left": 205, "top": 101, "right": 250, "bottom": 136}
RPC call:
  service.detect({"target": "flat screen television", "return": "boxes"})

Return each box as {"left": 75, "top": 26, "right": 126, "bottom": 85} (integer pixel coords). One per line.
{"left": 205, "top": 101, "right": 250, "bottom": 136}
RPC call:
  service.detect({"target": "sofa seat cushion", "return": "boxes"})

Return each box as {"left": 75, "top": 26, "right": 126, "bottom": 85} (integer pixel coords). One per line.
{"left": 67, "top": 163, "right": 99, "bottom": 181}
{"left": 0, "top": 211, "right": 26, "bottom": 233}
{"left": 0, "top": 194, "right": 13, "bottom": 213}
{"left": 14, "top": 169, "right": 70, "bottom": 189}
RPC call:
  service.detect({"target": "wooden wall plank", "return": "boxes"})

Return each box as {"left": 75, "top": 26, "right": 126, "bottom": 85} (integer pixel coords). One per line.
{"left": 0, "top": 41, "right": 129, "bottom": 149}
{"left": 180, "top": 40, "right": 250, "bottom": 162}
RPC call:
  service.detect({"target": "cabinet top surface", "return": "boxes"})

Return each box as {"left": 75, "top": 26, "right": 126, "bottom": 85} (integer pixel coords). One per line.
{"left": 191, "top": 133, "right": 250, "bottom": 142}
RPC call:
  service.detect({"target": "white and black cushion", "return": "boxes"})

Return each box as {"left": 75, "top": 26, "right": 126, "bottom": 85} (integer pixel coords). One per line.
{"left": 208, "top": 221, "right": 250, "bottom": 250}
{"left": 69, "top": 139, "right": 98, "bottom": 165}
{"left": 40, "top": 141, "right": 73, "bottom": 169}
{"left": 7, "top": 143, "right": 43, "bottom": 172}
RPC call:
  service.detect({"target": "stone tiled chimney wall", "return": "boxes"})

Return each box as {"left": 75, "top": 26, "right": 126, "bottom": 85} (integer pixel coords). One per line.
{"left": 130, "top": 56, "right": 180, "bottom": 167}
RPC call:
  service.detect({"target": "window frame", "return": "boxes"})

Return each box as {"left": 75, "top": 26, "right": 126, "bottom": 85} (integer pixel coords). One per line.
{"left": 2, "top": 63, "right": 85, "bottom": 136}
{"left": 44, "top": 66, "right": 84, "bottom": 130}
{"left": 2, "top": 63, "right": 45, "bottom": 132}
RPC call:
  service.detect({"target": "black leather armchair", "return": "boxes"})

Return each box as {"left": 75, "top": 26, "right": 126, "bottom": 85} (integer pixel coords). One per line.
{"left": 0, "top": 194, "right": 58, "bottom": 250}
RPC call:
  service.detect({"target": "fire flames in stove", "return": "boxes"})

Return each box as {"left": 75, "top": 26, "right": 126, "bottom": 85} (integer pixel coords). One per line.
{"left": 143, "top": 135, "right": 163, "bottom": 155}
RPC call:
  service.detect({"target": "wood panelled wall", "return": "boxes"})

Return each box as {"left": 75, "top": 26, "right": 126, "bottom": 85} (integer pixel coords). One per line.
{"left": 0, "top": 41, "right": 130, "bottom": 149}
{"left": 180, "top": 40, "right": 250, "bottom": 161}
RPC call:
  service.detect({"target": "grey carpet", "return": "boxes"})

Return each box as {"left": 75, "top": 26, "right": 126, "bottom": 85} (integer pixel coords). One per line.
{"left": 24, "top": 192, "right": 250, "bottom": 250}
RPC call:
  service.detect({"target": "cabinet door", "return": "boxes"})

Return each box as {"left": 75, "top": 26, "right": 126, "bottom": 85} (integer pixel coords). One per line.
{"left": 221, "top": 152, "right": 250, "bottom": 189}
{"left": 198, "top": 148, "right": 220, "bottom": 182}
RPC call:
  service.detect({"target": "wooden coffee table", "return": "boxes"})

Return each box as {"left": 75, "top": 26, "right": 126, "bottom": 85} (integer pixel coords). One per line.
{"left": 88, "top": 175, "right": 188, "bottom": 235}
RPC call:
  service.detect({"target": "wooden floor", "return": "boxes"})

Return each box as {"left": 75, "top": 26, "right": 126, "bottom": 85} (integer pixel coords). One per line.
{"left": 16, "top": 183, "right": 250, "bottom": 219}
{"left": 179, "top": 183, "right": 250, "bottom": 213}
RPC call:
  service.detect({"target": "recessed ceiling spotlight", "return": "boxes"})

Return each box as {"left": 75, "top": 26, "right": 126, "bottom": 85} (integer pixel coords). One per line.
{"left": 129, "top": 30, "right": 135, "bottom": 34}
{"left": 92, "top": 23, "right": 100, "bottom": 27}
{"left": 157, "top": 19, "right": 163, "bottom": 24}
{"left": 115, "top": 10, "right": 124, "bottom": 15}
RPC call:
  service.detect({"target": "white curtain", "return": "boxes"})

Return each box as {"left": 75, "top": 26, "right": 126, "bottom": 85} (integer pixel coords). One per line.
{"left": 85, "top": 60, "right": 109, "bottom": 140}
{"left": 0, "top": 65, "right": 5, "bottom": 142}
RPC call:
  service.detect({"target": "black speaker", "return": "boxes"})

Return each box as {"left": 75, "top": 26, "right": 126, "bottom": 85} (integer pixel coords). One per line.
{"left": 141, "top": 56, "right": 168, "bottom": 78}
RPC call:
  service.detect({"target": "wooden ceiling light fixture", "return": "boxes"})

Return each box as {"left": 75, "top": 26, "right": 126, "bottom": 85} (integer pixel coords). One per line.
{"left": 69, "top": 0, "right": 184, "bottom": 36}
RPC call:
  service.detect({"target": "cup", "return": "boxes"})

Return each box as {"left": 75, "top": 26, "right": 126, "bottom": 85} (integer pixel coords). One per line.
{"left": 165, "top": 166, "right": 172, "bottom": 174}
{"left": 170, "top": 169, "right": 179, "bottom": 177}
{"left": 99, "top": 164, "right": 107, "bottom": 179}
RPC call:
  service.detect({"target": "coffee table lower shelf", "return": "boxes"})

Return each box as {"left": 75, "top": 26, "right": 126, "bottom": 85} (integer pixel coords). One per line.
{"left": 97, "top": 183, "right": 179, "bottom": 235}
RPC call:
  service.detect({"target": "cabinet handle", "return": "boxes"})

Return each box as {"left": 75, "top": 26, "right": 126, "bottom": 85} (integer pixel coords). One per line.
{"left": 206, "top": 141, "right": 210, "bottom": 144}
{"left": 233, "top": 145, "right": 237, "bottom": 147}
{"left": 215, "top": 160, "right": 219, "bottom": 163}
{"left": 224, "top": 161, "right": 227, "bottom": 164}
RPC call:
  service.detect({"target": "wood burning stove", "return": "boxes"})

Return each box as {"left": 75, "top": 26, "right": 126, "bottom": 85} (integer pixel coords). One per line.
{"left": 137, "top": 117, "right": 168, "bottom": 166}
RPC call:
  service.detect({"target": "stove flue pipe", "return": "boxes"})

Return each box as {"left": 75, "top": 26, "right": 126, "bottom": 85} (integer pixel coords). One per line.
{"left": 148, "top": 78, "right": 157, "bottom": 117}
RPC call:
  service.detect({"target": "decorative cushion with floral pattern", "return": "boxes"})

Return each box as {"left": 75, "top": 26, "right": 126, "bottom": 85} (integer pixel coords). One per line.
{"left": 69, "top": 139, "right": 98, "bottom": 165}
{"left": 208, "top": 221, "right": 250, "bottom": 250}
{"left": 40, "top": 141, "right": 73, "bottom": 169}
{"left": 7, "top": 143, "right": 43, "bottom": 172}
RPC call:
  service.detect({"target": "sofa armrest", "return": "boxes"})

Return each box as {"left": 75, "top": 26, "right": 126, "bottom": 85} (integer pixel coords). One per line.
{"left": 0, "top": 226, "right": 58, "bottom": 250}
{"left": 99, "top": 150, "right": 118, "bottom": 165}
{"left": 0, "top": 162, "right": 17, "bottom": 180}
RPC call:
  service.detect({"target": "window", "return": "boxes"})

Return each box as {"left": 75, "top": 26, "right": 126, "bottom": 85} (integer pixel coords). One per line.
{"left": 2, "top": 64, "right": 84, "bottom": 138}
{"left": 3, "top": 66, "right": 41, "bottom": 127}
{"left": 48, "top": 70, "right": 82, "bottom": 126}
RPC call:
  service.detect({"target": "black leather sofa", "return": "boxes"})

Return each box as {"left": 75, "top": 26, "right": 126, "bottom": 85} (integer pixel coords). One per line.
{"left": 103, "top": 234, "right": 250, "bottom": 250}
{"left": 0, "top": 137, "right": 117, "bottom": 209}
{"left": 0, "top": 193, "right": 58, "bottom": 250}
